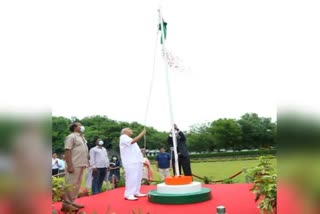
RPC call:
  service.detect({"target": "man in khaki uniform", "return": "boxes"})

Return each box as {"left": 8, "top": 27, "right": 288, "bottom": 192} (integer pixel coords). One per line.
{"left": 61, "top": 122, "right": 89, "bottom": 212}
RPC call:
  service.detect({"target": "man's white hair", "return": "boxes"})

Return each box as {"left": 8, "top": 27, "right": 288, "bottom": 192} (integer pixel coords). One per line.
{"left": 121, "top": 128, "right": 130, "bottom": 135}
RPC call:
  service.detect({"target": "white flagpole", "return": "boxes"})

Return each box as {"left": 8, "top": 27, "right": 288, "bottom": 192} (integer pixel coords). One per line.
{"left": 158, "top": 7, "right": 180, "bottom": 176}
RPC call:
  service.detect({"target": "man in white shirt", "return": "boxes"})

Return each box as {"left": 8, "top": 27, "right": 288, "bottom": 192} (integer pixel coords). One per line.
{"left": 58, "top": 154, "right": 66, "bottom": 176}
{"left": 52, "top": 153, "right": 61, "bottom": 176}
{"left": 89, "top": 138, "right": 109, "bottom": 195}
{"left": 119, "top": 128, "right": 146, "bottom": 200}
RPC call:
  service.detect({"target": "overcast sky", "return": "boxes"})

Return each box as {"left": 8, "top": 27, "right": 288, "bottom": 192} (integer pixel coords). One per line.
{"left": 1, "top": 1, "right": 319, "bottom": 132}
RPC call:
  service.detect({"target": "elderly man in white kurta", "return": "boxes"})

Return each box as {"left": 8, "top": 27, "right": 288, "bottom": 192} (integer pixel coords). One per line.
{"left": 119, "top": 128, "right": 146, "bottom": 200}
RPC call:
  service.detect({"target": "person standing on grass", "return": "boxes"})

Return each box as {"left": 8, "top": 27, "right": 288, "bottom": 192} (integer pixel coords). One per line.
{"left": 58, "top": 154, "right": 66, "bottom": 177}
{"left": 61, "top": 122, "right": 89, "bottom": 213}
{"left": 119, "top": 128, "right": 147, "bottom": 201}
{"left": 52, "top": 153, "right": 61, "bottom": 176}
{"left": 109, "top": 155, "right": 121, "bottom": 184}
{"left": 155, "top": 147, "right": 172, "bottom": 181}
{"left": 89, "top": 138, "right": 109, "bottom": 195}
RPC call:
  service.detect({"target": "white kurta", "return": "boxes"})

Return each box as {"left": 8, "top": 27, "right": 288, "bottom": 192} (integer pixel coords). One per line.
{"left": 119, "top": 134, "right": 144, "bottom": 198}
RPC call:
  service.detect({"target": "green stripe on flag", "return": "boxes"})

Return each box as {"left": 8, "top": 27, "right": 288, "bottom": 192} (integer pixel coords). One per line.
{"left": 158, "top": 20, "right": 167, "bottom": 44}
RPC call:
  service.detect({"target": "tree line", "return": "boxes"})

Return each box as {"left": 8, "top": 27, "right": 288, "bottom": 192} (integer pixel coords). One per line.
{"left": 52, "top": 113, "right": 276, "bottom": 154}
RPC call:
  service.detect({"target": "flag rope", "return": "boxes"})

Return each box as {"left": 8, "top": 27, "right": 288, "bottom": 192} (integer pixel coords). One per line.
{"left": 143, "top": 30, "right": 160, "bottom": 149}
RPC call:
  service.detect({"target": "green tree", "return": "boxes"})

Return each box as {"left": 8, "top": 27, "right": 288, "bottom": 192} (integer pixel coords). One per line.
{"left": 238, "top": 113, "right": 276, "bottom": 149}
{"left": 52, "top": 116, "right": 71, "bottom": 154}
{"left": 210, "top": 118, "right": 242, "bottom": 151}
{"left": 52, "top": 113, "right": 277, "bottom": 156}
{"left": 81, "top": 115, "right": 122, "bottom": 151}
{"left": 52, "top": 115, "right": 169, "bottom": 154}
{"left": 187, "top": 122, "right": 215, "bottom": 152}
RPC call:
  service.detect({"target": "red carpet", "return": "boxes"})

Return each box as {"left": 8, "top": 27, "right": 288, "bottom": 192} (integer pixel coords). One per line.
{"left": 53, "top": 184, "right": 262, "bottom": 214}
{"left": 53, "top": 183, "right": 301, "bottom": 214}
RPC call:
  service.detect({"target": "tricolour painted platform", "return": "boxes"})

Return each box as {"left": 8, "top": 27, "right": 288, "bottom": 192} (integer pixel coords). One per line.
{"left": 148, "top": 181, "right": 211, "bottom": 204}
{"left": 148, "top": 187, "right": 211, "bottom": 204}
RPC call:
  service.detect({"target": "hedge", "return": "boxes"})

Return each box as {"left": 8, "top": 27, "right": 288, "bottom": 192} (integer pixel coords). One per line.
{"left": 147, "top": 149, "right": 277, "bottom": 161}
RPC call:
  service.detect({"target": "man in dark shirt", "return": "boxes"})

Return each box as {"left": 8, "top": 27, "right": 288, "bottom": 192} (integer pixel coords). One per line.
{"left": 167, "top": 124, "right": 192, "bottom": 176}
{"left": 155, "top": 147, "right": 172, "bottom": 181}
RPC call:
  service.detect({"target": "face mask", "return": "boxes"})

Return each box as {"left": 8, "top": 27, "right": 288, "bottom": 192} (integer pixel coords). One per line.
{"left": 98, "top": 140, "right": 104, "bottom": 146}
{"left": 80, "top": 126, "right": 85, "bottom": 132}
{"left": 112, "top": 157, "right": 117, "bottom": 160}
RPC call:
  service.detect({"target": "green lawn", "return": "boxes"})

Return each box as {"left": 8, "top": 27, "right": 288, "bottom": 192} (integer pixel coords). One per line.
{"left": 172, "top": 158, "right": 277, "bottom": 183}
{"left": 81, "top": 158, "right": 277, "bottom": 187}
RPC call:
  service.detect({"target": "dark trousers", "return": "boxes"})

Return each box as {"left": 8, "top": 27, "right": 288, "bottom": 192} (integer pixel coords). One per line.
{"left": 91, "top": 168, "right": 107, "bottom": 195}
{"left": 52, "top": 168, "right": 59, "bottom": 176}
{"left": 109, "top": 170, "right": 120, "bottom": 182}
{"left": 172, "top": 155, "right": 192, "bottom": 176}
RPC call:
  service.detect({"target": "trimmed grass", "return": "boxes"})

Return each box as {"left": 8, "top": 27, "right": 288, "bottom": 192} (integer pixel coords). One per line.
{"left": 150, "top": 158, "right": 277, "bottom": 183}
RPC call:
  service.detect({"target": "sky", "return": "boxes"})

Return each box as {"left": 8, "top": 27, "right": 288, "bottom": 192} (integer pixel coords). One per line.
{"left": 1, "top": 0, "right": 319, "bottom": 132}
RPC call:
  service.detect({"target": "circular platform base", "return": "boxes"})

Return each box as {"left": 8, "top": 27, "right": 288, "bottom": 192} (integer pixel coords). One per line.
{"left": 148, "top": 187, "right": 211, "bottom": 204}
{"left": 157, "top": 181, "right": 202, "bottom": 194}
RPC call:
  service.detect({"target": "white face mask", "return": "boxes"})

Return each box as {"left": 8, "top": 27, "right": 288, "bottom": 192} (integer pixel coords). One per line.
{"left": 98, "top": 140, "right": 104, "bottom": 146}
{"left": 80, "top": 126, "right": 85, "bottom": 132}
{"left": 112, "top": 157, "right": 117, "bottom": 161}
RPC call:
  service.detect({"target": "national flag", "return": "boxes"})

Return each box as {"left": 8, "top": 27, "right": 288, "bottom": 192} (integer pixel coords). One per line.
{"left": 158, "top": 19, "right": 167, "bottom": 44}
{"left": 162, "top": 48, "right": 190, "bottom": 72}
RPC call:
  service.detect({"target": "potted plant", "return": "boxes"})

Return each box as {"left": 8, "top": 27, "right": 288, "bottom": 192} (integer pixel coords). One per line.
{"left": 247, "top": 156, "right": 277, "bottom": 214}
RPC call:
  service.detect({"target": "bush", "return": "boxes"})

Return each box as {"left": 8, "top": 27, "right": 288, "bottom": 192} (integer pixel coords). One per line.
{"left": 101, "top": 182, "right": 107, "bottom": 192}
{"left": 116, "top": 172, "right": 126, "bottom": 188}
{"left": 202, "top": 176, "right": 214, "bottom": 184}
{"left": 247, "top": 156, "right": 277, "bottom": 214}
{"left": 221, "top": 178, "right": 234, "bottom": 184}
{"left": 52, "top": 176, "right": 73, "bottom": 202}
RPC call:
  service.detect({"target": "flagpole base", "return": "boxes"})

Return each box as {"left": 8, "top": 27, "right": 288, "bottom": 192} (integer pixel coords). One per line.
{"left": 148, "top": 187, "right": 211, "bottom": 204}
{"left": 164, "top": 175, "right": 193, "bottom": 185}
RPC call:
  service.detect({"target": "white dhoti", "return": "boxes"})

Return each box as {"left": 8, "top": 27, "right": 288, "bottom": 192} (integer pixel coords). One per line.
{"left": 123, "top": 163, "right": 143, "bottom": 198}
{"left": 85, "top": 167, "right": 93, "bottom": 189}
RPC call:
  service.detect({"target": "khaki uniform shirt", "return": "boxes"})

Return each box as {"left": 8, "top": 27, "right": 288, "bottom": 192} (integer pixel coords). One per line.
{"left": 64, "top": 132, "right": 89, "bottom": 167}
